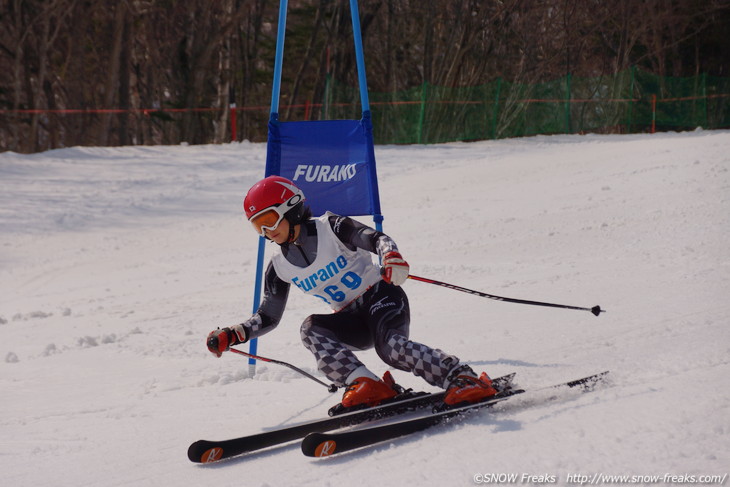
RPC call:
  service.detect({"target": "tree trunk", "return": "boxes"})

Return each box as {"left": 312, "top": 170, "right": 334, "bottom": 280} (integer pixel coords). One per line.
{"left": 99, "top": 2, "right": 127, "bottom": 146}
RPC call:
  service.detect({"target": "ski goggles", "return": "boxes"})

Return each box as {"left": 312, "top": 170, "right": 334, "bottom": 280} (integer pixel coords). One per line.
{"left": 248, "top": 193, "right": 303, "bottom": 236}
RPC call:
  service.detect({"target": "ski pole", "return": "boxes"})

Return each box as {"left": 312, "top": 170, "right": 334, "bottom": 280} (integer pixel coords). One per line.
{"left": 228, "top": 347, "right": 339, "bottom": 392}
{"left": 407, "top": 274, "right": 604, "bottom": 316}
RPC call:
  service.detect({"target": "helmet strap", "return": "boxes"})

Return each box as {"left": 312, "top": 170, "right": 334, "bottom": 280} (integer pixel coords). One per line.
{"left": 286, "top": 224, "right": 296, "bottom": 244}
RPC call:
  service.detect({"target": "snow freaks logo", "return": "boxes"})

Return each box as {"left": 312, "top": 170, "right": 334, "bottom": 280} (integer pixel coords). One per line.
{"left": 292, "top": 163, "right": 358, "bottom": 183}
{"left": 473, "top": 473, "right": 557, "bottom": 484}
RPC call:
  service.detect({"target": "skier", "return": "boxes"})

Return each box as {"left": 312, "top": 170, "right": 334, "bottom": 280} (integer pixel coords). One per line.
{"left": 206, "top": 175, "right": 498, "bottom": 409}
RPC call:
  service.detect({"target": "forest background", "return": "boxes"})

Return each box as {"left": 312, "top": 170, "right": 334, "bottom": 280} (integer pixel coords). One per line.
{"left": 1, "top": 0, "right": 729, "bottom": 153}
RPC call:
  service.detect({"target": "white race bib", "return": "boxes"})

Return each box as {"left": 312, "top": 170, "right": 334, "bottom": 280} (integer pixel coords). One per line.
{"left": 272, "top": 213, "right": 382, "bottom": 311}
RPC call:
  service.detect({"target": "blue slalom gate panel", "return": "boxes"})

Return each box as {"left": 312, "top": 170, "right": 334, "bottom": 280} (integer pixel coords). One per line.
{"left": 266, "top": 116, "right": 382, "bottom": 219}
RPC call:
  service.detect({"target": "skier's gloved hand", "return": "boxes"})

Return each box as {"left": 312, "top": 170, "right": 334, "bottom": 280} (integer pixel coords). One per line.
{"left": 382, "top": 251, "right": 409, "bottom": 286}
{"left": 206, "top": 325, "right": 247, "bottom": 357}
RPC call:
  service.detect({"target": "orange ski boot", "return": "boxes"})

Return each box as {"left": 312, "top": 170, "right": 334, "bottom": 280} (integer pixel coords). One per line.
{"left": 341, "top": 370, "right": 399, "bottom": 408}
{"left": 443, "top": 367, "right": 498, "bottom": 407}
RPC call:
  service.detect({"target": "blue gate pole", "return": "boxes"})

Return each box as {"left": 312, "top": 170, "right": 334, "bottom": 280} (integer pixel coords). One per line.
{"left": 349, "top": 0, "right": 383, "bottom": 232}
{"left": 247, "top": 236, "right": 266, "bottom": 376}
{"left": 269, "top": 0, "right": 288, "bottom": 116}
{"left": 248, "top": 0, "right": 289, "bottom": 377}
{"left": 349, "top": 0, "right": 370, "bottom": 113}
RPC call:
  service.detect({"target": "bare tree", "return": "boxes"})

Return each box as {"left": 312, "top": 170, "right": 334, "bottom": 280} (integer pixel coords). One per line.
{"left": 1, "top": 0, "right": 728, "bottom": 151}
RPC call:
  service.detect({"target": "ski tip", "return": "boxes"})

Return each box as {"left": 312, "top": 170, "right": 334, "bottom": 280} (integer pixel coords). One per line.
{"left": 302, "top": 433, "right": 337, "bottom": 458}
{"left": 188, "top": 441, "right": 224, "bottom": 463}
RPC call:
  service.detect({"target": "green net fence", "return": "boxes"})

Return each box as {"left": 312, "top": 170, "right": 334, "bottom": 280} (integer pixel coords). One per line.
{"left": 322, "top": 67, "right": 730, "bottom": 144}
{"left": 5, "top": 67, "right": 727, "bottom": 152}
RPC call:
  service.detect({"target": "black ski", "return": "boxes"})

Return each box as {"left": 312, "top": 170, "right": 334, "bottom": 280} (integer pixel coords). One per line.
{"left": 187, "top": 373, "right": 515, "bottom": 463}
{"left": 301, "top": 371, "right": 608, "bottom": 458}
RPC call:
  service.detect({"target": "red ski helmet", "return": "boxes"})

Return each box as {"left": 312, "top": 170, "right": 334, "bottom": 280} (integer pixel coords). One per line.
{"left": 243, "top": 176, "right": 306, "bottom": 236}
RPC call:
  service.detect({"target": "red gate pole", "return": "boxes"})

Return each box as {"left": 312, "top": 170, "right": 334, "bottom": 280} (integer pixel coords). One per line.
{"left": 230, "top": 103, "right": 237, "bottom": 142}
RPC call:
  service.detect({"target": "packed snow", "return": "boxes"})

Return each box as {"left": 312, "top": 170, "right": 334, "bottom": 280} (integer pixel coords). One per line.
{"left": 1, "top": 131, "right": 729, "bottom": 486}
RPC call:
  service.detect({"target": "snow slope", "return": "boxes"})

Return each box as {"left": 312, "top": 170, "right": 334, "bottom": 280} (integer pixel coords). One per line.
{"left": 1, "top": 131, "right": 729, "bottom": 486}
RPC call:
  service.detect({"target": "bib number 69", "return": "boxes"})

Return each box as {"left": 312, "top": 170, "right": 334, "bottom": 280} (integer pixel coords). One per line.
{"left": 316, "top": 271, "right": 362, "bottom": 304}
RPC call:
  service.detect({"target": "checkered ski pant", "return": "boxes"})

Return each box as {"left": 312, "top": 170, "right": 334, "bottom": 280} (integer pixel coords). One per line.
{"left": 299, "top": 282, "right": 460, "bottom": 388}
